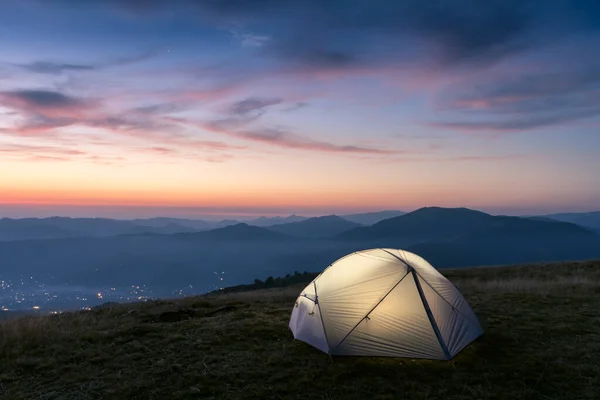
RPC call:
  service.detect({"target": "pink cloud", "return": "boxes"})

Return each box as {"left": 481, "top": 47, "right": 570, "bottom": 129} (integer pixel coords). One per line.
{"left": 193, "top": 118, "right": 400, "bottom": 155}
{"left": 0, "top": 143, "right": 125, "bottom": 165}
{"left": 0, "top": 90, "right": 97, "bottom": 120}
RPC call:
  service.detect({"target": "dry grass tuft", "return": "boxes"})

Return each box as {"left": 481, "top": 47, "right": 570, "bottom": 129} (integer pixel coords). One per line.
{"left": 455, "top": 274, "right": 600, "bottom": 293}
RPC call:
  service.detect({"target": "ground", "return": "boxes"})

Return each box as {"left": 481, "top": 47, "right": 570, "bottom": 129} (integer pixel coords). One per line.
{"left": 1, "top": 260, "right": 599, "bottom": 400}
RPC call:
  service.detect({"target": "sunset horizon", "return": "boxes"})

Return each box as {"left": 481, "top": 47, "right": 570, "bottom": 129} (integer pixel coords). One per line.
{"left": 1, "top": 1, "right": 599, "bottom": 218}
{"left": 0, "top": 201, "right": 597, "bottom": 220}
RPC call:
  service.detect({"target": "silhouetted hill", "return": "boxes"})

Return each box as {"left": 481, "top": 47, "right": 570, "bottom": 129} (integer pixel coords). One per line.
{"left": 403, "top": 214, "right": 599, "bottom": 268}
{"left": 267, "top": 215, "right": 361, "bottom": 238}
{"left": 341, "top": 210, "right": 405, "bottom": 225}
{"left": 247, "top": 214, "right": 307, "bottom": 227}
{"left": 218, "top": 219, "right": 242, "bottom": 226}
{"left": 465, "top": 215, "right": 596, "bottom": 239}
{"left": 174, "top": 223, "right": 292, "bottom": 242}
{"left": 541, "top": 212, "right": 600, "bottom": 232}
{"left": 0, "top": 219, "right": 77, "bottom": 241}
{"left": 2, "top": 207, "right": 599, "bottom": 298}
{"left": 409, "top": 232, "right": 600, "bottom": 269}
{"left": 340, "top": 207, "right": 493, "bottom": 243}
{"left": 131, "top": 217, "right": 216, "bottom": 230}
{"left": 338, "top": 207, "right": 600, "bottom": 265}
{"left": 0, "top": 217, "right": 195, "bottom": 241}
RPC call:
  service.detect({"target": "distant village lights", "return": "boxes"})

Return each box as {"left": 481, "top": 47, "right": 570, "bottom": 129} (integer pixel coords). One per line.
{"left": 1, "top": 275, "right": 222, "bottom": 310}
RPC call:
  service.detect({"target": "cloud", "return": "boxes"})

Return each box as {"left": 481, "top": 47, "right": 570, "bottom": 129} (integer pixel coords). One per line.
{"left": 22, "top": 0, "right": 600, "bottom": 85}
{"left": 129, "top": 103, "right": 187, "bottom": 115}
{"left": 0, "top": 143, "right": 124, "bottom": 164}
{"left": 430, "top": 108, "right": 600, "bottom": 132}
{"left": 239, "top": 127, "right": 398, "bottom": 154}
{"left": 197, "top": 117, "right": 398, "bottom": 155}
{"left": 145, "top": 147, "right": 177, "bottom": 155}
{"left": 440, "top": 67, "right": 600, "bottom": 110}
{"left": 0, "top": 87, "right": 245, "bottom": 164}
{"left": 433, "top": 65, "right": 600, "bottom": 132}
{"left": 283, "top": 102, "right": 308, "bottom": 112}
{"left": 446, "top": 155, "right": 529, "bottom": 162}
{"left": 230, "top": 31, "right": 271, "bottom": 48}
{"left": 173, "top": 94, "right": 403, "bottom": 154}
{"left": 17, "top": 61, "right": 96, "bottom": 74}
{"left": 229, "top": 97, "right": 282, "bottom": 115}
{"left": 0, "top": 89, "right": 182, "bottom": 137}
{"left": 0, "top": 143, "right": 85, "bottom": 157}
{"left": 0, "top": 90, "right": 83, "bottom": 108}
{"left": 12, "top": 49, "right": 160, "bottom": 75}
{"left": 0, "top": 89, "right": 96, "bottom": 126}
{"left": 25, "top": 155, "right": 73, "bottom": 162}
{"left": 109, "top": 0, "right": 600, "bottom": 71}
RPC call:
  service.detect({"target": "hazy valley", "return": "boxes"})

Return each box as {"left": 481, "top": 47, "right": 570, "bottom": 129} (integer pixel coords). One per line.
{"left": 1, "top": 207, "right": 599, "bottom": 313}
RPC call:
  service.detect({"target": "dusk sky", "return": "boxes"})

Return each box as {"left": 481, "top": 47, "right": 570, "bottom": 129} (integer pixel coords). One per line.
{"left": 1, "top": 0, "right": 599, "bottom": 219}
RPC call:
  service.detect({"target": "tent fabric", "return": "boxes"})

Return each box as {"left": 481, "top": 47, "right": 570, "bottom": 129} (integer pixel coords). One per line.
{"left": 289, "top": 248, "right": 483, "bottom": 360}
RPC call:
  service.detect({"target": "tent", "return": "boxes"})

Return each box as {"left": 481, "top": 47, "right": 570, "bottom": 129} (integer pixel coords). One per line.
{"left": 289, "top": 248, "right": 483, "bottom": 360}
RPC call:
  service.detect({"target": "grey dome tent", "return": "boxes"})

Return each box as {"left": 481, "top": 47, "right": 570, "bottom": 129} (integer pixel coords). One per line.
{"left": 289, "top": 248, "right": 483, "bottom": 360}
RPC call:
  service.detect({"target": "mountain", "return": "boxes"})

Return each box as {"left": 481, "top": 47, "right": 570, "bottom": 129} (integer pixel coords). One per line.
{"left": 1, "top": 207, "right": 599, "bottom": 305}
{"left": 173, "top": 223, "right": 292, "bottom": 242}
{"left": 409, "top": 222, "right": 600, "bottom": 269}
{"left": 339, "top": 207, "right": 494, "bottom": 244}
{"left": 132, "top": 217, "right": 242, "bottom": 231}
{"left": 0, "top": 217, "right": 196, "bottom": 241}
{"left": 541, "top": 212, "right": 600, "bottom": 233}
{"left": 341, "top": 210, "right": 405, "bottom": 225}
{"left": 267, "top": 215, "right": 361, "bottom": 238}
{"left": 339, "top": 207, "right": 600, "bottom": 266}
{"left": 247, "top": 214, "right": 307, "bottom": 227}
{"left": 218, "top": 219, "right": 242, "bottom": 227}
{"left": 464, "top": 215, "right": 596, "bottom": 239}
{"left": 335, "top": 207, "right": 599, "bottom": 267}
{"left": 131, "top": 218, "right": 215, "bottom": 230}
{"left": 0, "top": 219, "right": 77, "bottom": 241}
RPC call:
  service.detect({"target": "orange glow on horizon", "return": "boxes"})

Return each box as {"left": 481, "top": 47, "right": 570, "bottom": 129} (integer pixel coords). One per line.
{"left": 1, "top": 184, "right": 588, "bottom": 215}
{"left": 0, "top": 185, "right": 408, "bottom": 209}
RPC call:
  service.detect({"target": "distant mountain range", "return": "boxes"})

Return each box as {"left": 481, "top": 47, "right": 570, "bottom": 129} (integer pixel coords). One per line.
{"left": 340, "top": 210, "right": 406, "bottom": 225}
{"left": 0, "top": 217, "right": 197, "bottom": 241}
{"left": 0, "top": 207, "right": 598, "bottom": 294}
{"left": 266, "top": 215, "right": 361, "bottom": 238}
{"left": 246, "top": 215, "right": 307, "bottom": 227}
{"left": 0, "top": 210, "right": 406, "bottom": 241}
{"left": 130, "top": 217, "right": 233, "bottom": 231}
{"left": 540, "top": 212, "right": 600, "bottom": 233}
{"left": 172, "top": 223, "right": 292, "bottom": 242}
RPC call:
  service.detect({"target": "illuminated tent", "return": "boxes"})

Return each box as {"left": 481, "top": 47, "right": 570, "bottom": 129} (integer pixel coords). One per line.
{"left": 289, "top": 249, "right": 483, "bottom": 360}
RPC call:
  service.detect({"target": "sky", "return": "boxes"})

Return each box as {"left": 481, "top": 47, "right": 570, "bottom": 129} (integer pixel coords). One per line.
{"left": 1, "top": 0, "right": 599, "bottom": 219}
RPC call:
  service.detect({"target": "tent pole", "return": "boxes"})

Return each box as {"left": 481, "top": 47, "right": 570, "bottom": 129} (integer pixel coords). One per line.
{"left": 412, "top": 270, "right": 452, "bottom": 360}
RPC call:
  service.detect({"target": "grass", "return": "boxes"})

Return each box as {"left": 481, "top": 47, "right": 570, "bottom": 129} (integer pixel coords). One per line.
{"left": 1, "top": 260, "right": 599, "bottom": 399}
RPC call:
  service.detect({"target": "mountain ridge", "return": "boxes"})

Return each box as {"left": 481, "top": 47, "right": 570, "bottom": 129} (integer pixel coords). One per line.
{"left": 267, "top": 215, "right": 361, "bottom": 238}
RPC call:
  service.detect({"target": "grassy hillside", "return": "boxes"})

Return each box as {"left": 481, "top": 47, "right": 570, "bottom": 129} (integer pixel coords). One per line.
{"left": 1, "top": 260, "right": 599, "bottom": 399}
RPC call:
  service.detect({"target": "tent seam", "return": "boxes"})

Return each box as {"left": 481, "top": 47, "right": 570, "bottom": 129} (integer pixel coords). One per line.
{"left": 380, "top": 248, "right": 413, "bottom": 270}
{"left": 313, "top": 281, "right": 331, "bottom": 354}
{"left": 330, "top": 270, "right": 411, "bottom": 353}
{"left": 412, "top": 271, "right": 452, "bottom": 360}
{"left": 383, "top": 247, "right": 480, "bottom": 330}
{"left": 413, "top": 271, "right": 481, "bottom": 329}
